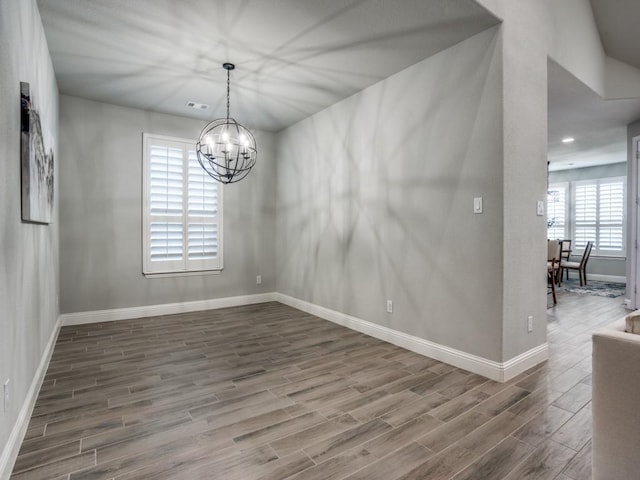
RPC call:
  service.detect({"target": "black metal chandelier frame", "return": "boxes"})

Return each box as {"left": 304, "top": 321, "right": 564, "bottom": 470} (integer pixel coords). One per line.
{"left": 196, "top": 63, "right": 257, "bottom": 184}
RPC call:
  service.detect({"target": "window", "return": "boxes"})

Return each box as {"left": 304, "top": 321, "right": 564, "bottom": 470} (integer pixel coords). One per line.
{"left": 547, "top": 183, "right": 567, "bottom": 240}
{"left": 143, "top": 134, "right": 223, "bottom": 275}
{"left": 572, "top": 177, "right": 625, "bottom": 256}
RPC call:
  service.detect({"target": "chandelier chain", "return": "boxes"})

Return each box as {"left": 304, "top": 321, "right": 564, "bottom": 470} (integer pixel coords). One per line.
{"left": 226, "top": 68, "right": 230, "bottom": 121}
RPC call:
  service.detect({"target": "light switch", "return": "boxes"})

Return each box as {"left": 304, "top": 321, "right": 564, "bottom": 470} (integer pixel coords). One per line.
{"left": 473, "top": 197, "right": 483, "bottom": 214}
{"left": 536, "top": 200, "right": 545, "bottom": 216}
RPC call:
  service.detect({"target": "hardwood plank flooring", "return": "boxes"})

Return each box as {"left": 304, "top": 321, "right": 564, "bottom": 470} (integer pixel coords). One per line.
{"left": 11, "top": 292, "right": 626, "bottom": 479}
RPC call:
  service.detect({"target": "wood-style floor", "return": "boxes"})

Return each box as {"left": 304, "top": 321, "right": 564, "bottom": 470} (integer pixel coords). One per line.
{"left": 11, "top": 291, "right": 626, "bottom": 480}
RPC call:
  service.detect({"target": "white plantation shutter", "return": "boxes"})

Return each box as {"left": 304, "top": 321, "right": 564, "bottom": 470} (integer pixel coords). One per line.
{"left": 148, "top": 145, "right": 183, "bottom": 268}
{"left": 186, "top": 151, "right": 220, "bottom": 268}
{"left": 572, "top": 177, "right": 625, "bottom": 256}
{"left": 150, "top": 146, "right": 183, "bottom": 216}
{"left": 598, "top": 180, "right": 624, "bottom": 253}
{"left": 188, "top": 223, "right": 217, "bottom": 258}
{"left": 574, "top": 182, "right": 597, "bottom": 250}
{"left": 143, "top": 134, "right": 223, "bottom": 274}
{"left": 150, "top": 222, "right": 183, "bottom": 261}
{"left": 546, "top": 184, "right": 566, "bottom": 240}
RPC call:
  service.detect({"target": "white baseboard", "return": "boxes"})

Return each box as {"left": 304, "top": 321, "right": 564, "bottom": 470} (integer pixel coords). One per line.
{"left": 501, "top": 343, "right": 550, "bottom": 381}
{"left": 275, "top": 293, "right": 548, "bottom": 383}
{"left": 60, "top": 293, "right": 277, "bottom": 326}
{"left": 55, "top": 291, "right": 549, "bottom": 381}
{"left": 0, "top": 316, "right": 61, "bottom": 480}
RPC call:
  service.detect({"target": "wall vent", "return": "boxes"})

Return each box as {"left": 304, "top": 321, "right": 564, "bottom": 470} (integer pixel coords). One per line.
{"left": 186, "top": 101, "right": 209, "bottom": 110}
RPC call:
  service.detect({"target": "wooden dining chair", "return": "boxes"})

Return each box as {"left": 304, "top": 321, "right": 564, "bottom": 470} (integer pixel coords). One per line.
{"left": 560, "top": 241, "right": 593, "bottom": 286}
{"left": 559, "top": 239, "right": 572, "bottom": 283}
{"left": 547, "top": 240, "right": 561, "bottom": 305}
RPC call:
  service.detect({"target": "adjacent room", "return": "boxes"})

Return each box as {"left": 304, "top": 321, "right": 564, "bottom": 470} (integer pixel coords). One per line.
{"left": 545, "top": 60, "right": 637, "bottom": 306}
{"left": 2, "top": 0, "right": 640, "bottom": 479}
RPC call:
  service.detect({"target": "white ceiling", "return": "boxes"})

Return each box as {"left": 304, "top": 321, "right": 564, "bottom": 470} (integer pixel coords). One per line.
{"left": 36, "top": 0, "right": 499, "bottom": 132}
{"left": 547, "top": 61, "right": 640, "bottom": 172}
{"left": 36, "top": 0, "right": 640, "bottom": 170}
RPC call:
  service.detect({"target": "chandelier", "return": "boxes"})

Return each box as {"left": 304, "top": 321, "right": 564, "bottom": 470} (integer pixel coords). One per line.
{"left": 196, "top": 63, "right": 257, "bottom": 184}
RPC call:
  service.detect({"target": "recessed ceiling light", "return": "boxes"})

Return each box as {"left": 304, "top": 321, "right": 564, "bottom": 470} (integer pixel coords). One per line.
{"left": 561, "top": 137, "right": 575, "bottom": 143}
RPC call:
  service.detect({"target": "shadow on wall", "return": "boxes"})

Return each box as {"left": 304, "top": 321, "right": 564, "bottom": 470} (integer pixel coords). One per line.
{"left": 275, "top": 26, "right": 504, "bottom": 358}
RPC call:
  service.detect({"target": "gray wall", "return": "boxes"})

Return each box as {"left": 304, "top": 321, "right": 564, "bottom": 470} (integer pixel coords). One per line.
{"left": 58, "top": 96, "right": 277, "bottom": 313}
{"left": 550, "top": 162, "right": 626, "bottom": 183}
{"left": 550, "top": 162, "right": 627, "bottom": 279}
{"left": 276, "top": 27, "right": 506, "bottom": 362}
{"left": 0, "top": 0, "right": 59, "bottom": 468}
{"left": 498, "top": 3, "right": 550, "bottom": 361}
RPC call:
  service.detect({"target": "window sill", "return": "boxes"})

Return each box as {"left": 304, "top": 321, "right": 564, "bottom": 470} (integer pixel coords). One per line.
{"left": 143, "top": 269, "right": 223, "bottom": 279}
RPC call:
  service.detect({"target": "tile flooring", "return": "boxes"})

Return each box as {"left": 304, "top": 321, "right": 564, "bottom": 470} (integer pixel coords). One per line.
{"left": 10, "top": 291, "right": 626, "bottom": 479}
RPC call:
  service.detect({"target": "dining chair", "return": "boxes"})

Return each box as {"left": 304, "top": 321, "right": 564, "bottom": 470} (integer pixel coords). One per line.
{"left": 559, "top": 239, "right": 572, "bottom": 283}
{"left": 547, "top": 239, "right": 561, "bottom": 305}
{"left": 561, "top": 241, "right": 593, "bottom": 286}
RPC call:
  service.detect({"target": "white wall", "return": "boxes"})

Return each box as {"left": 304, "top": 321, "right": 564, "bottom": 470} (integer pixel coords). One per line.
{"left": 480, "top": 0, "right": 640, "bottom": 100}
{"left": 58, "top": 96, "right": 277, "bottom": 313}
{"left": 545, "top": 0, "right": 606, "bottom": 96}
{"left": 277, "top": 27, "right": 505, "bottom": 362}
{"left": 0, "top": 0, "right": 59, "bottom": 474}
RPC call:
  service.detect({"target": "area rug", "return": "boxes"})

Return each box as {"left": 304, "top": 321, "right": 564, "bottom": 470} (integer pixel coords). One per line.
{"left": 557, "top": 279, "right": 626, "bottom": 298}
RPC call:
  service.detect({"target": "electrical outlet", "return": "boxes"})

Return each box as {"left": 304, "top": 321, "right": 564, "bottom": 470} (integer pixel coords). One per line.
{"left": 527, "top": 316, "right": 533, "bottom": 333}
{"left": 3, "top": 379, "right": 9, "bottom": 412}
{"left": 386, "top": 300, "right": 393, "bottom": 313}
{"left": 256, "top": 275, "right": 262, "bottom": 285}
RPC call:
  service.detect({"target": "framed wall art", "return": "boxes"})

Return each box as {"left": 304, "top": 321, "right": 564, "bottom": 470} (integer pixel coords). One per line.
{"left": 21, "top": 81, "right": 54, "bottom": 224}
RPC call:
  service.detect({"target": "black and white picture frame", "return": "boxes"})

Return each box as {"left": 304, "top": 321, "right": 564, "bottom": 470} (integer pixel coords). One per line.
{"left": 21, "top": 81, "right": 54, "bottom": 224}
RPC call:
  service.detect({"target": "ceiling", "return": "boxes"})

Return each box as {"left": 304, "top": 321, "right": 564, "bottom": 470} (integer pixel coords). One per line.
{"left": 36, "top": 0, "right": 499, "bottom": 132}
{"left": 547, "top": 61, "right": 640, "bottom": 172}
{"left": 35, "top": 0, "right": 640, "bottom": 170}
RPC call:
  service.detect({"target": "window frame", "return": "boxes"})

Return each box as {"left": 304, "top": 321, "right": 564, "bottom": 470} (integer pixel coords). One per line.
{"left": 142, "top": 133, "right": 224, "bottom": 277}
